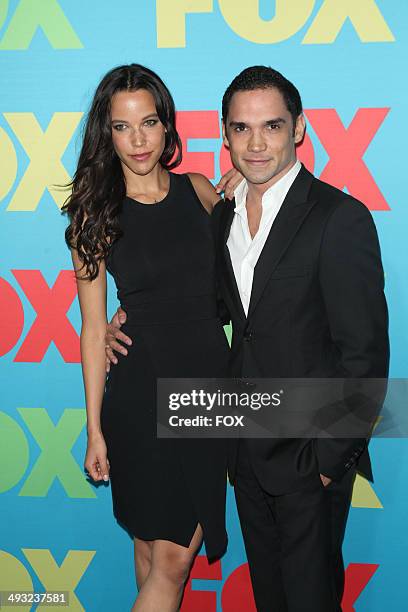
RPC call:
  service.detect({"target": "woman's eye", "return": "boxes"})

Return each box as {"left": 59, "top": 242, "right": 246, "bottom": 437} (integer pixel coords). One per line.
{"left": 113, "top": 124, "right": 127, "bottom": 131}
{"left": 145, "top": 119, "right": 158, "bottom": 127}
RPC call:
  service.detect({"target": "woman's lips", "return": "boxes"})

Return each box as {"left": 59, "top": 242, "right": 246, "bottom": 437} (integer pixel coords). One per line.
{"left": 129, "top": 152, "right": 152, "bottom": 161}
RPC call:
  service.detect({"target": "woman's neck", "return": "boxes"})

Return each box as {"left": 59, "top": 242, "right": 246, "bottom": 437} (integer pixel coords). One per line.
{"left": 123, "top": 164, "right": 170, "bottom": 203}
{"left": 124, "top": 164, "right": 166, "bottom": 193}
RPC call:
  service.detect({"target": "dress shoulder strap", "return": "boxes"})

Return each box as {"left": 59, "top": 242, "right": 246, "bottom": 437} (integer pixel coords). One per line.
{"left": 180, "top": 173, "right": 213, "bottom": 215}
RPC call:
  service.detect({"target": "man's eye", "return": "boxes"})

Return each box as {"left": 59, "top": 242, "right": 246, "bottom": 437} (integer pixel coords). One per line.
{"left": 268, "top": 124, "right": 280, "bottom": 130}
{"left": 234, "top": 126, "right": 246, "bottom": 132}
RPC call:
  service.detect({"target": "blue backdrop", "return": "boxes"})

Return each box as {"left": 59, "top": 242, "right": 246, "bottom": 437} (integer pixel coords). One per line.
{"left": 1, "top": 1, "right": 407, "bottom": 610}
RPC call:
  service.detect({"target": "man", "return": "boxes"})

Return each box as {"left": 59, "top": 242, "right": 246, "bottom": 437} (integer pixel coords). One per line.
{"left": 106, "top": 67, "right": 389, "bottom": 611}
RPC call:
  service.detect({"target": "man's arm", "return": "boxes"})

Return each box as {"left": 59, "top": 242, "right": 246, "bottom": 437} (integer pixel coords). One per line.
{"left": 315, "top": 198, "right": 389, "bottom": 480}
{"left": 105, "top": 307, "right": 132, "bottom": 371}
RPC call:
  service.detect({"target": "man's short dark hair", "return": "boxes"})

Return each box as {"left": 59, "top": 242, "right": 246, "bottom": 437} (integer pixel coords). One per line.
{"left": 222, "top": 66, "right": 303, "bottom": 130}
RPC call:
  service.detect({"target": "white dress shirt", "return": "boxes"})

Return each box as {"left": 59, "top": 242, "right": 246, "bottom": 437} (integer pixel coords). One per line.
{"left": 227, "top": 160, "right": 302, "bottom": 316}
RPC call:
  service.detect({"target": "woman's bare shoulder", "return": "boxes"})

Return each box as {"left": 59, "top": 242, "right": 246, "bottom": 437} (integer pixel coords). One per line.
{"left": 187, "top": 173, "right": 222, "bottom": 214}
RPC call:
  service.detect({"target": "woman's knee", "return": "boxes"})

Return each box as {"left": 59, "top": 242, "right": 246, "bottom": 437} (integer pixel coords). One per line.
{"left": 134, "top": 538, "right": 152, "bottom": 568}
{"left": 153, "top": 547, "right": 194, "bottom": 585}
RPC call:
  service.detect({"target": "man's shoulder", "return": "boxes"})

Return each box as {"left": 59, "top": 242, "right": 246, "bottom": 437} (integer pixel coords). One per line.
{"left": 210, "top": 197, "right": 230, "bottom": 238}
{"left": 309, "top": 173, "right": 372, "bottom": 221}
{"left": 211, "top": 197, "right": 234, "bottom": 221}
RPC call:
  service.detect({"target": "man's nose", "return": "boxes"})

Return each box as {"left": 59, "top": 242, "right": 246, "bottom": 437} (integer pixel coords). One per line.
{"left": 247, "top": 130, "right": 267, "bottom": 152}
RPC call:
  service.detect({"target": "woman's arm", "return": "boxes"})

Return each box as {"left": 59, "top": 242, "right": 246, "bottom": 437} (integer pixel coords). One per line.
{"left": 71, "top": 248, "right": 110, "bottom": 482}
{"left": 187, "top": 173, "right": 222, "bottom": 213}
{"left": 188, "top": 169, "right": 244, "bottom": 211}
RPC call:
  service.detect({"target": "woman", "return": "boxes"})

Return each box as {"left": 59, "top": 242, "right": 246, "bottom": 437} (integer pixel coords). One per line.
{"left": 63, "top": 63, "right": 236, "bottom": 611}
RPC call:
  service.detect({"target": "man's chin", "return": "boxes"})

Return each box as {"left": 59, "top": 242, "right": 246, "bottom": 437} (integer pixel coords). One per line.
{"left": 244, "top": 170, "right": 276, "bottom": 185}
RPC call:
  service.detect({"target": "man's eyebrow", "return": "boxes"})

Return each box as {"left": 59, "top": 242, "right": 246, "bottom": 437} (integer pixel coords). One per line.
{"left": 265, "top": 118, "right": 286, "bottom": 125}
{"left": 228, "top": 118, "right": 287, "bottom": 128}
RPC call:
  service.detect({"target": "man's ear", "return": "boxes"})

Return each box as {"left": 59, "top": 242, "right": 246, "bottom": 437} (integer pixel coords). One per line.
{"left": 222, "top": 120, "right": 230, "bottom": 149}
{"left": 294, "top": 113, "right": 306, "bottom": 145}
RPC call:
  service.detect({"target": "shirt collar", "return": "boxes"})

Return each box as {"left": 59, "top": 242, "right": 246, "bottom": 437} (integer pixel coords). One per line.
{"left": 233, "top": 160, "right": 302, "bottom": 214}
{"left": 233, "top": 178, "right": 248, "bottom": 214}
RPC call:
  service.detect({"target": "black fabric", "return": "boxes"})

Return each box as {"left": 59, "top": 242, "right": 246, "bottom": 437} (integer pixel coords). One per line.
{"left": 101, "top": 172, "right": 230, "bottom": 560}
{"left": 235, "top": 440, "right": 355, "bottom": 612}
{"left": 212, "top": 163, "right": 389, "bottom": 608}
{"left": 212, "top": 165, "right": 389, "bottom": 493}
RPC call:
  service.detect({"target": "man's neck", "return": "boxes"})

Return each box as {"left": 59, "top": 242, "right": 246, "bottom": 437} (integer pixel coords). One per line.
{"left": 246, "top": 158, "right": 298, "bottom": 204}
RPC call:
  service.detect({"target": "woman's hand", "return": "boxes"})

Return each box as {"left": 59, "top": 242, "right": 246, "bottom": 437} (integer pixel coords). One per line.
{"left": 84, "top": 432, "right": 110, "bottom": 482}
{"left": 215, "top": 167, "right": 244, "bottom": 200}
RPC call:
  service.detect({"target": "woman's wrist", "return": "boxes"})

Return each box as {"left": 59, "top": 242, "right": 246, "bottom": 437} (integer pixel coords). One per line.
{"left": 87, "top": 424, "right": 103, "bottom": 438}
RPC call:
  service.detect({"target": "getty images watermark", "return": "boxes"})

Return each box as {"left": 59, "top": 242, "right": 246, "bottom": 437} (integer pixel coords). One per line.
{"left": 156, "top": 378, "right": 408, "bottom": 439}
{"left": 168, "top": 387, "right": 283, "bottom": 428}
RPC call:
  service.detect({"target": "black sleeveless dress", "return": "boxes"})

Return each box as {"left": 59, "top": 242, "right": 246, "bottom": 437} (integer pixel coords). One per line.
{"left": 101, "top": 172, "right": 230, "bottom": 560}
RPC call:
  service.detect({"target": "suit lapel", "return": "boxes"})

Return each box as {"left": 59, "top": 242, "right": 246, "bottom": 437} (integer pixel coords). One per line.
{"left": 247, "top": 165, "right": 316, "bottom": 318}
{"left": 221, "top": 198, "right": 247, "bottom": 321}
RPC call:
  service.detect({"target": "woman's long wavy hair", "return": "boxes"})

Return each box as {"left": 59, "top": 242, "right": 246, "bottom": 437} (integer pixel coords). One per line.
{"left": 62, "top": 64, "right": 182, "bottom": 280}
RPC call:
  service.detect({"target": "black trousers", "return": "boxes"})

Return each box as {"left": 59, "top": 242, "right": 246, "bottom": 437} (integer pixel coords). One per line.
{"left": 234, "top": 440, "right": 355, "bottom": 612}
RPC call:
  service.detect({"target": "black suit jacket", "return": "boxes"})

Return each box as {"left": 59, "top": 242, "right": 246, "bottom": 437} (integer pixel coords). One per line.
{"left": 213, "top": 164, "right": 389, "bottom": 495}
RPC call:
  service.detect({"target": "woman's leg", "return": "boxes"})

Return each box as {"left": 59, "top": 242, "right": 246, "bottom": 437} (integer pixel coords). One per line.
{"left": 133, "top": 538, "right": 153, "bottom": 589}
{"left": 131, "top": 524, "right": 203, "bottom": 612}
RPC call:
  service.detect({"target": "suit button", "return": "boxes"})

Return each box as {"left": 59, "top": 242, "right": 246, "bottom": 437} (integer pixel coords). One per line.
{"left": 244, "top": 330, "right": 253, "bottom": 341}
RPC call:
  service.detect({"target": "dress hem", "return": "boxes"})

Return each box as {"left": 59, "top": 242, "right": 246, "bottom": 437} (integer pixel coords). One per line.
{"left": 114, "top": 511, "right": 228, "bottom": 561}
